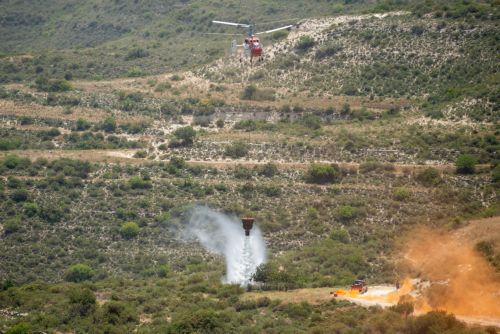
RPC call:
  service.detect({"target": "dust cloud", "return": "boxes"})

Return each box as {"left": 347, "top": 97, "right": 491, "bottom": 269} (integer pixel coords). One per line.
{"left": 402, "top": 227, "right": 500, "bottom": 317}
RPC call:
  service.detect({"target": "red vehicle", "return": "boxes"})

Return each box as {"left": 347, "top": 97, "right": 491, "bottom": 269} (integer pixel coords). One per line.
{"left": 211, "top": 20, "right": 295, "bottom": 63}
{"left": 351, "top": 279, "right": 368, "bottom": 294}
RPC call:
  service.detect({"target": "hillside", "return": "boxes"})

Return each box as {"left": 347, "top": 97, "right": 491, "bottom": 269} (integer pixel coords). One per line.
{"left": 0, "top": 1, "right": 499, "bottom": 333}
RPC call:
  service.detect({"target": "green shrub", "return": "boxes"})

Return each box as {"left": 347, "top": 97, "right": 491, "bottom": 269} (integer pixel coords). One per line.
{"left": 133, "top": 150, "right": 147, "bottom": 158}
{"left": 23, "top": 202, "right": 39, "bottom": 217}
{"left": 6, "top": 323, "right": 31, "bottom": 334}
{"left": 11, "top": 189, "right": 29, "bottom": 202}
{"left": 336, "top": 205, "right": 358, "bottom": 222}
{"left": 455, "top": 154, "right": 477, "bottom": 174}
{"left": 295, "top": 36, "right": 315, "bottom": 52}
{"left": 76, "top": 118, "right": 91, "bottom": 131}
{"left": 157, "top": 264, "right": 171, "bottom": 278}
{"left": 416, "top": 167, "right": 441, "bottom": 186}
{"left": 224, "top": 141, "right": 249, "bottom": 158}
{"left": 305, "top": 164, "right": 341, "bottom": 184}
{"left": 35, "top": 77, "right": 72, "bottom": 92}
{"left": 128, "top": 176, "right": 152, "bottom": 189}
{"left": 258, "top": 162, "right": 278, "bottom": 177}
{"left": 120, "top": 221, "right": 140, "bottom": 239}
{"left": 99, "top": 301, "right": 138, "bottom": 326}
{"left": 173, "top": 126, "right": 196, "bottom": 146}
{"left": 393, "top": 187, "right": 411, "bottom": 201}
{"left": 125, "top": 48, "right": 149, "bottom": 60}
{"left": 101, "top": 117, "right": 117, "bottom": 133}
{"left": 3, "top": 155, "right": 30, "bottom": 169}
{"left": 240, "top": 85, "right": 275, "bottom": 101}
{"left": 4, "top": 217, "right": 21, "bottom": 235}
{"left": 68, "top": 286, "right": 96, "bottom": 316}
{"left": 65, "top": 264, "right": 93, "bottom": 282}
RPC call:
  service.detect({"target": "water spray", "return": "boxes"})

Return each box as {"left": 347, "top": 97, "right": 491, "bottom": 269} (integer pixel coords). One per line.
{"left": 184, "top": 207, "right": 266, "bottom": 285}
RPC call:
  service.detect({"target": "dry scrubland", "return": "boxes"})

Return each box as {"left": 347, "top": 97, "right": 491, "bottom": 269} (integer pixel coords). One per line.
{"left": 0, "top": 2, "right": 499, "bottom": 333}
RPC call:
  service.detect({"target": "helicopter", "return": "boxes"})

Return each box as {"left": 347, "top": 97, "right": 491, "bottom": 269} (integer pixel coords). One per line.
{"left": 210, "top": 20, "right": 296, "bottom": 63}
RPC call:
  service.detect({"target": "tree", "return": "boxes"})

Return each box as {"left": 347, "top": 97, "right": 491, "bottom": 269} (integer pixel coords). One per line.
{"left": 65, "top": 264, "right": 93, "bottom": 282}
{"left": 120, "top": 222, "right": 140, "bottom": 239}
{"left": 455, "top": 154, "right": 477, "bottom": 174}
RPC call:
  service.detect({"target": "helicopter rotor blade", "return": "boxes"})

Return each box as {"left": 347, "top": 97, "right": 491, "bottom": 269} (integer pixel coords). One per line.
{"left": 212, "top": 20, "right": 250, "bottom": 28}
{"left": 255, "top": 25, "right": 294, "bottom": 35}
{"left": 201, "top": 32, "right": 242, "bottom": 36}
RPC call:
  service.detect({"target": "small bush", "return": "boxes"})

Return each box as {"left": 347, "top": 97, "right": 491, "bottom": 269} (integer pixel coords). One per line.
{"left": 173, "top": 126, "right": 196, "bottom": 146}
{"left": 305, "top": 164, "right": 341, "bottom": 184}
{"left": 4, "top": 217, "right": 21, "bottom": 235}
{"left": 6, "top": 323, "right": 31, "bottom": 334}
{"left": 120, "top": 221, "right": 140, "bottom": 239}
{"left": 224, "top": 141, "right": 249, "bottom": 158}
{"left": 241, "top": 85, "right": 275, "bottom": 101}
{"left": 133, "top": 150, "right": 147, "bottom": 158}
{"left": 258, "top": 162, "right": 278, "bottom": 177}
{"left": 128, "top": 176, "right": 152, "bottom": 189}
{"left": 125, "top": 48, "right": 149, "bottom": 60}
{"left": 455, "top": 154, "right": 477, "bottom": 174}
{"left": 295, "top": 36, "right": 315, "bottom": 52}
{"left": 65, "top": 264, "right": 93, "bottom": 282}
{"left": 76, "top": 118, "right": 91, "bottom": 131}
{"left": 101, "top": 117, "right": 117, "bottom": 133}
{"left": 336, "top": 205, "right": 358, "bottom": 222}
{"left": 11, "top": 189, "right": 28, "bottom": 202}
{"left": 416, "top": 167, "right": 441, "bottom": 186}
{"left": 393, "top": 187, "right": 411, "bottom": 201}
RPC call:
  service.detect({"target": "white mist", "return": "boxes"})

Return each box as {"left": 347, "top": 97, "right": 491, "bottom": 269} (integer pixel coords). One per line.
{"left": 184, "top": 206, "right": 267, "bottom": 285}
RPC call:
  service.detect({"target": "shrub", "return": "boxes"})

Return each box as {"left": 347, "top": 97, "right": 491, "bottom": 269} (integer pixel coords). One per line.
{"left": 99, "top": 301, "right": 138, "bottom": 326}
{"left": 3, "top": 155, "right": 30, "bottom": 169}
{"left": 101, "top": 117, "right": 117, "bottom": 133}
{"left": 157, "top": 264, "right": 171, "bottom": 278}
{"left": 258, "top": 162, "right": 278, "bottom": 177}
{"left": 240, "top": 85, "right": 275, "bottom": 101}
{"left": 416, "top": 167, "right": 441, "bottom": 186}
{"left": 393, "top": 187, "right": 411, "bottom": 201}
{"left": 68, "top": 287, "right": 96, "bottom": 316}
{"left": 336, "top": 205, "right": 358, "bottom": 222}
{"left": 6, "top": 323, "right": 31, "bottom": 334}
{"left": 305, "top": 164, "right": 341, "bottom": 184}
{"left": 11, "top": 189, "right": 28, "bottom": 202}
{"left": 224, "top": 141, "right": 249, "bottom": 158}
{"left": 4, "top": 217, "right": 21, "bottom": 235}
{"left": 65, "top": 264, "right": 93, "bottom": 282}
{"left": 23, "top": 202, "right": 39, "bottom": 217}
{"left": 39, "top": 204, "right": 65, "bottom": 223}
{"left": 455, "top": 154, "right": 477, "bottom": 174}
{"left": 133, "top": 150, "right": 147, "bottom": 158}
{"left": 120, "top": 222, "right": 140, "bottom": 239}
{"left": 35, "top": 77, "right": 72, "bottom": 92}
{"left": 128, "top": 176, "right": 152, "bottom": 189}
{"left": 76, "top": 118, "right": 91, "bottom": 131}
{"left": 298, "top": 115, "right": 322, "bottom": 130}
{"left": 216, "top": 119, "right": 225, "bottom": 128}
{"left": 173, "top": 126, "right": 196, "bottom": 146}
{"left": 295, "top": 36, "right": 315, "bottom": 52}
{"left": 125, "top": 48, "right": 149, "bottom": 60}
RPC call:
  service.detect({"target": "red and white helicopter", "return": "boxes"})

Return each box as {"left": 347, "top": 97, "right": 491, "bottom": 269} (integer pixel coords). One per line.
{"left": 211, "top": 20, "right": 296, "bottom": 63}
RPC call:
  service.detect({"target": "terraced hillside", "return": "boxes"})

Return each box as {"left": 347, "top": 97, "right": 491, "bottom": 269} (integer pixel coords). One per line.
{"left": 0, "top": 1, "right": 499, "bottom": 333}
